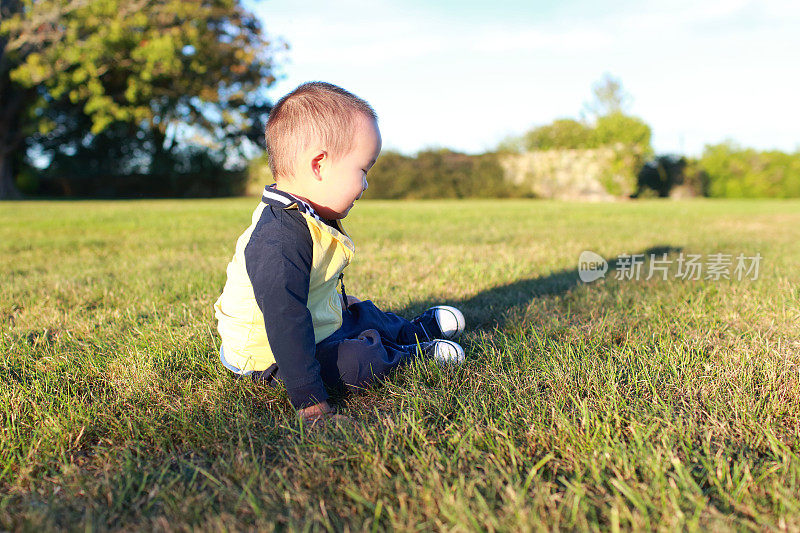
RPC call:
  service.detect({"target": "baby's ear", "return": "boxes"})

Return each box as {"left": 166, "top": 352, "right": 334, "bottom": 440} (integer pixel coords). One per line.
{"left": 310, "top": 150, "right": 327, "bottom": 181}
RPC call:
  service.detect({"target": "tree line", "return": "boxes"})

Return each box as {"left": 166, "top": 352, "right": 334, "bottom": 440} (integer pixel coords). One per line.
{"left": 2, "top": 7, "right": 797, "bottom": 201}
{"left": 354, "top": 76, "right": 800, "bottom": 200}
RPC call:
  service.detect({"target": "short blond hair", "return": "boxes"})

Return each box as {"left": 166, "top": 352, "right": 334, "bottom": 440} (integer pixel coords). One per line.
{"left": 265, "top": 82, "right": 377, "bottom": 178}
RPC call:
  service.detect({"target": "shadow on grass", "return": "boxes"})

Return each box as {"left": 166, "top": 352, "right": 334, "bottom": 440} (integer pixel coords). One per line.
{"left": 391, "top": 245, "right": 683, "bottom": 331}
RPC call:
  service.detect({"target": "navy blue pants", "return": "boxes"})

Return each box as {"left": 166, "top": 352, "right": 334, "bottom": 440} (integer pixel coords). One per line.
{"left": 252, "top": 300, "right": 439, "bottom": 392}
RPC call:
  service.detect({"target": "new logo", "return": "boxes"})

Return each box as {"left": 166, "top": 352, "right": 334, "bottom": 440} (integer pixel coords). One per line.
{"left": 578, "top": 251, "right": 608, "bottom": 283}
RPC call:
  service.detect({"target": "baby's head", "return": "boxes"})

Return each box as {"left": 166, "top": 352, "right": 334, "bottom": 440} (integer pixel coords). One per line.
{"left": 266, "top": 82, "right": 382, "bottom": 220}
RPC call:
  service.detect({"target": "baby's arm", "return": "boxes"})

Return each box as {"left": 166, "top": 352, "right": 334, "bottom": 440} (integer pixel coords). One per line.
{"left": 244, "top": 210, "right": 330, "bottom": 415}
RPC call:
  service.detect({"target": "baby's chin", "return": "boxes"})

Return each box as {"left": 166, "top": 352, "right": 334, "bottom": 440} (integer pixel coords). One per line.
{"left": 338, "top": 204, "right": 355, "bottom": 218}
{"left": 339, "top": 200, "right": 358, "bottom": 215}
{"left": 316, "top": 204, "right": 351, "bottom": 220}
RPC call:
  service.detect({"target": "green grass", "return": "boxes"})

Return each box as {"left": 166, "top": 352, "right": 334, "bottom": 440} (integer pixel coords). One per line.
{"left": 2, "top": 198, "right": 799, "bottom": 531}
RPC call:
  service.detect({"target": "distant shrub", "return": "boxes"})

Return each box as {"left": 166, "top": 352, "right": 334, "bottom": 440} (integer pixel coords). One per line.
{"left": 364, "top": 149, "right": 529, "bottom": 199}
{"left": 593, "top": 112, "right": 652, "bottom": 154}
{"left": 635, "top": 143, "right": 800, "bottom": 199}
{"left": 35, "top": 169, "right": 247, "bottom": 198}
{"left": 246, "top": 153, "right": 273, "bottom": 196}
{"left": 31, "top": 128, "right": 248, "bottom": 197}
{"left": 700, "top": 142, "right": 800, "bottom": 198}
{"left": 523, "top": 119, "right": 597, "bottom": 150}
{"left": 507, "top": 113, "right": 652, "bottom": 154}
{"left": 681, "top": 159, "right": 712, "bottom": 197}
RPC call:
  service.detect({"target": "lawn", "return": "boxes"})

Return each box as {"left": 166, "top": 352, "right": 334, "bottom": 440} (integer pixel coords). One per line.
{"left": 2, "top": 197, "right": 799, "bottom": 531}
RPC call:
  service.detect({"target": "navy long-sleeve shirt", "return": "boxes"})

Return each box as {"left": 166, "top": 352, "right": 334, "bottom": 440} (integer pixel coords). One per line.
{"left": 243, "top": 206, "right": 329, "bottom": 409}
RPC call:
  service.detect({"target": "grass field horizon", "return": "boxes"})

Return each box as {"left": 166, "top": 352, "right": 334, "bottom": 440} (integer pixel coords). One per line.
{"left": 2, "top": 197, "right": 799, "bottom": 531}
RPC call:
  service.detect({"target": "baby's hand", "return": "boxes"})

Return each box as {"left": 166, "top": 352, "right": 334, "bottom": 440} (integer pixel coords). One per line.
{"left": 340, "top": 294, "right": 362, "bottom": 311}
{"left": 297, "top": 401, "right": 353, "bottom": 429}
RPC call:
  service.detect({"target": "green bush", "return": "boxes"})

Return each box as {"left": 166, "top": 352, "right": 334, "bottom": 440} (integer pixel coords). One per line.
{"left": 363, "top": 149, "right": 529, "bottom": 199}
{"left": 523, "top": 119, "right": 596, "bottom": 150}
{"left": 508, "top": 113, "right": 652, "bottom": 155}
{"left": 700, "top": 142, "right": 800, "bottom": 198}
{"left": 594, "top": 112, "right": 652, "bottom": 155}
{"left": 245, "top": 152, "right": 273, "bottom": 196}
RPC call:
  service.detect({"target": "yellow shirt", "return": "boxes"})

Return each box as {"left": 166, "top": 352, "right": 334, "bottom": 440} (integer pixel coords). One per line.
{"left": 214, "top": 189, "right": 355, "bottom": 373}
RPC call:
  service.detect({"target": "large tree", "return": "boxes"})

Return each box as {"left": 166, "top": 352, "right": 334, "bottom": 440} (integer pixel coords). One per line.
{"left": 0, "top": 0, "right": 32, "bottom": 198}
{"left": 0, "top": 0, "right": 281, "bottom": 198}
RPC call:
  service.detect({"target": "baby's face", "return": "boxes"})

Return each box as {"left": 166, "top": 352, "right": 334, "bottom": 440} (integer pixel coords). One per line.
{"left": 315, "top": 114, "right": 381, "bottom": 219}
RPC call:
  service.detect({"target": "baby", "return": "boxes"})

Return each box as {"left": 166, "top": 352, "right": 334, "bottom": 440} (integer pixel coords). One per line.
{"left": 214, "top": 82, "right": 466, "bottom": 424}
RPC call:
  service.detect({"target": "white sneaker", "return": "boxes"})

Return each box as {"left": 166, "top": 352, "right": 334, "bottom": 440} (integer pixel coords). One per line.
{"left": 423, "top": 339, "right": 465, "bottom": 365}
{"left": 430, "top": 305, "right": 466, "bottom": 339}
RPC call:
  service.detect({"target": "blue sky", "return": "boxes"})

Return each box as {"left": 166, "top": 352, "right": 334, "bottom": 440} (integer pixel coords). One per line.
{"left": 246, "top": 0, "right": 800, "bottom": 157}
